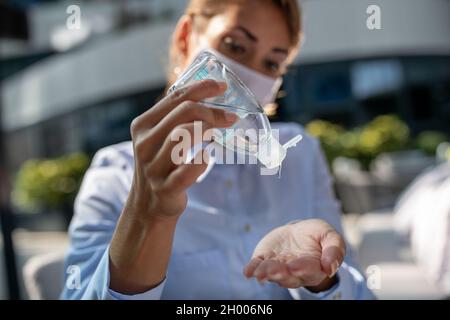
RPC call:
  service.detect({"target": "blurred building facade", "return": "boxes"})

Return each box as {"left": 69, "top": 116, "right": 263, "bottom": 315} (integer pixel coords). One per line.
{"left": 1, "top": 0, "right": 450, "bottom": 171}
{"left": 280, "top": 0, "right": 450, "bottom": 132}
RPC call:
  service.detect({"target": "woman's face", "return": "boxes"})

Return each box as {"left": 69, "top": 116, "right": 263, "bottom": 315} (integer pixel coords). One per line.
{"left": 180, "top": 1, "right": 294, "bottom": 79}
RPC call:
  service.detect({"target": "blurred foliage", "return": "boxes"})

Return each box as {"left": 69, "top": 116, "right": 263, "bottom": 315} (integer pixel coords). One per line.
{"left": 306, "top": 115, "right": 447, "bottom": 170}
{"left": 305, "top": 119, "right": 347, "bottom": 165}
{"left": 415, "top": 131, "right": 449, "bottom": 155}
{"left": 358, "top": 115, "right": 411, "bottom": 157}
{"left": 12, "top": 153, "right": 90, "bottom": 214}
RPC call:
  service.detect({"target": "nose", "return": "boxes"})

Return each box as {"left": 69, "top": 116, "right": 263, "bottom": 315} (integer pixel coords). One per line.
{"left": 239, "top": 56, "right": 267, "bottom": 77}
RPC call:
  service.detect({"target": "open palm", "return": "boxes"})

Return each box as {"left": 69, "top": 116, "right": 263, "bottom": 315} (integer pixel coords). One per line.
{"left": 243, "top": 219, "right": 346, "bottom": 290}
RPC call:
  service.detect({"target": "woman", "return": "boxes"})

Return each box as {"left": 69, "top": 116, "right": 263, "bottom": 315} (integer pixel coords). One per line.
{"left": 61, "top": 0, "right": 374, "bottom": 300}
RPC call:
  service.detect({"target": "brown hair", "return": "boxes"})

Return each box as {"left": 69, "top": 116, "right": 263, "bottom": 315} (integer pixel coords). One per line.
{"left": 167, "top": 0, "right": 302, "bottom": 84}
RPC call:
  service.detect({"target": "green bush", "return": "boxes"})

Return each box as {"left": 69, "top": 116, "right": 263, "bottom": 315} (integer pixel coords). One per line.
{"left": 305, "top": 120, "right": 345, "bottom": 164}
{"left": 415, "top": 131, "right": 449, "bottom": 155}
{"left": 358, "top": 115, "right": 410, "bottom": 157}
{"left": 306, "top": 115, "right": 441, "bottom": 170}
{"left": 12, "top": 153, "right": 90, "bottom": 213}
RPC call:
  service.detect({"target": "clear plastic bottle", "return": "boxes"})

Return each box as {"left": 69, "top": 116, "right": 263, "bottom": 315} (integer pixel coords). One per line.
{"left": 168, "top": 50, "right": 302, "bottom": 169}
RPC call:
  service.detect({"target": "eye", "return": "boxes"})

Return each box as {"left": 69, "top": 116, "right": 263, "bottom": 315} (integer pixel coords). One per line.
{"left": 264, "top": 60, "right": 280, "bottom": 73}
{"left": 223, "top": 36, "right": 247, "bottom": 55}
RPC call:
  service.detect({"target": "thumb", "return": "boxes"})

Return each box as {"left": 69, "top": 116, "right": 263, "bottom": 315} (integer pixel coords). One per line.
{"left": 320, "top": 230, "right": 346, "bottom": 277}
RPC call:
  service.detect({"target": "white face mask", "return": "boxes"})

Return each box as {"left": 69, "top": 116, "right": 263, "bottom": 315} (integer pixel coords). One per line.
{"left": 189, "top": 45, "right": 283, "bottom": 107}
{"left": 208, "top": 49, "right": 283, "bottom": 107}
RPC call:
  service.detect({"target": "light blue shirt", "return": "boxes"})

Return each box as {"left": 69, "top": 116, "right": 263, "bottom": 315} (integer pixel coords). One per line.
{"left": 61, "top": 123, "right": 375, "bottom": 300}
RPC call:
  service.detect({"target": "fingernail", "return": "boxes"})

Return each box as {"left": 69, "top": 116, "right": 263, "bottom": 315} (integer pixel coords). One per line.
{"left": 225, "top": 111, "right": 238, "bottom": 123}
{"left": 271, "top": 273, "right": 284, "bottom": 281}
{"left": 217, "top": 81, "right": 227, "bottom": 90}
{"left": 330, "top": 261, "right": 340, "bottom": 278}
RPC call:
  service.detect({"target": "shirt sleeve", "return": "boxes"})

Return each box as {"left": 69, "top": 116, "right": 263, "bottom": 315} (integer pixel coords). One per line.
{"left": 288, "top": 135, "right": 375, "bottom": 300}
{"left": 289, "top": 262, "right": 375, "bottom": 300}
{"left": 67, "top": 244, "right": 166, "bottom": 300}
{"left": 60, "top": 146, "right": 165, "bottom": 300}
{"left": 107, "top": 256, "right": 167, "bottom": 300}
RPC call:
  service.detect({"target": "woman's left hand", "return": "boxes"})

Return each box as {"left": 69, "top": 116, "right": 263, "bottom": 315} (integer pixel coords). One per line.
{"left": 243, "top": 219, "right": 346, "bottom": 292}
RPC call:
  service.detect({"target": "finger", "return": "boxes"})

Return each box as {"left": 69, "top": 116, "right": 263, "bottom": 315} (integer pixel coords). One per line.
{"left": 149, "top": 122, "right": 212, "bottom": 179}
{"left": 276, "top": 276, "right": 303, "bottom": 289}
{"left": 142, "top": 102, "right": 238, "bottom": 159}
{"left": 320, "top": 230, "right": 346, "bottom": 277}
{"left": 133, "top": 80, "right": 228, "bottom": 130}
{"left": 253, "top": 259, "right": 284, "bottom": 282}
{"left": 243, "top": 257, "right": 264, "bottom": 278}
{"left": 253, "top": 260, "right": 271, "bottom": 281}
{"left": 265, "top": 261, "right": 290, "bottom": 282}
{"left": 161, "top": 150, "right": 209, "bottom": 196}
{"left": 287, "top": 256, "right": 327, "bottom": 286}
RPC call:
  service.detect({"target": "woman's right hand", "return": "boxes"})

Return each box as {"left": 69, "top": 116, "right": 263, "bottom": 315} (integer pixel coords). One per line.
{"left": 128, "top": 79, "right": 236, "bottom": 221}
{"left": 109, "top": 80, "right": 237, "bottom": 295}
